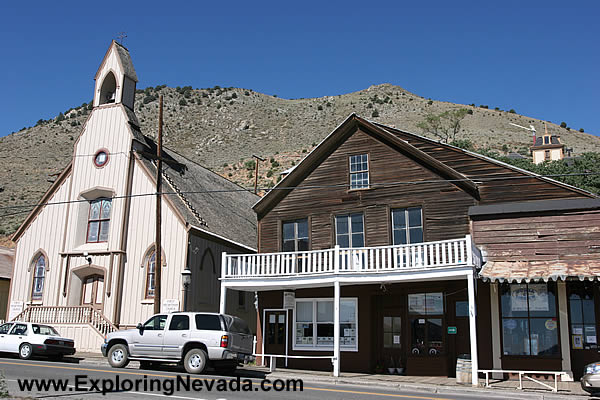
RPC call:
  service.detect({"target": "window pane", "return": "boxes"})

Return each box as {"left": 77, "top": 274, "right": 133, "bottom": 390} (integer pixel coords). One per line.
{"left": 317, "top": 301, "right": 333, "bottom": 322}
{"left": 529, "top": 318, "right": 559, "bottom": 356}
{"left": 297, "top": 238, "right": 309, "bottom": 251}
{"left": 336, "top": 216, "right": 348, "bottom": 235}
{"left": 337, "top": 234, "right": 349, "bottom": 248}
{"left": 501, "top": 284, "right": 529, "bottom": 318}
{"left": 393, "top": 230, "right": 407, "bottom": 245}
{"left": 351, "top": 233, "right": 364, "bottom": 247}
{"left": 408, "top": 208, "right": 422, "bottom": 227}
{"left": 583, "top": 299, "right": 596, "bottom": 324}
{"left": 169, "top": 315, "right": 190, "bottom": 331}
{"left": 502, "top": 318, "right": 529, "bottom": 355}
{"left": 89, "top": 201, "right": 101, "bottom": 219}
{"left": 87, "top": 221, "right": 99, "bottom": 242}
{"left": 393, "top": 317, "right": 401, "bottom": 332}
{"left": 99, "top": 221, "right": 110, "bottom": 241}
{"left": 384, "top": 332, "right": 392, "bottom": 348}
{"left": 283, "top": 222, "right": 294, "bottom": 241}
{"left": 282, "top": 240, "right": 296, "bottom": 252}
{"left": 317, "top": 323, "right": 334, "bottom": 345}
{"left": 569, "top": 300, "right": 582, "bottom": 324}
{"left": 455, "top": 301, "right": 469, "bottom": 317}
{"left": 350, "top": 214, "right": 363, "bottom": 234}
{"left": 410, "top": 318, "right": 426, "bottom": 355}
{"left": 144, "top": 315, "right": 167, "bottom": 330}
{"left": 195, "top": 314, "right": 222, "bottom": 330}
{"left": 36, "top": 256, "right": 46, "bottom": 270}
{"left": 427, "top": 319, "right": 443, "bottom": 355}
{"left": 392, "top": 210, "right": 406, "bottom": 229}
{"left": 409, "top": 228, "right": 423, "bottom": 243}
{"left": 383, "top": 317, "right": 392, "bottom": 332}
{"left": 340, "top": 300, "right": 356, "bottom": 322}
{"left": 101, "top": 200, "right": 112, "bottom": 219}
{"left": 297, "top": 219, "right": 308, "bottom": 239}
{"left": 528, "top": 283, "right": 556, "bottom": 318}
{"left": 296, "top": 323, "right": 314, "bottom": 345}
{"left": 296, "top": 302, "right": 312, "bottom": 322}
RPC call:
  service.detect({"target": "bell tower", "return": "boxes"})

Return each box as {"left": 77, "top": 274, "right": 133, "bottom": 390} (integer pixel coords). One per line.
{"left": 93, "top": 40, "right": 138, "bottom": 109}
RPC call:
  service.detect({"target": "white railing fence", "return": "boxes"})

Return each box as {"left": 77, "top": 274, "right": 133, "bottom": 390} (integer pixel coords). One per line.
{"left": 13, "top": 306, "right": 117, "bottom": 336}
{"left": 224, "top": 235, "right": 473, "bottom": 279}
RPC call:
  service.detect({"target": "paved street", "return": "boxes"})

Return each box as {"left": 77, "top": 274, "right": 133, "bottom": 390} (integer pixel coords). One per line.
{"left": 0, "top": 357, "right": 521, "bottom": 400}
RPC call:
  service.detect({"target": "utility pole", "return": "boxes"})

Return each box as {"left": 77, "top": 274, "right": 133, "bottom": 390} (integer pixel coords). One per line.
{"left": 252, "top": 155, "right": 265, "bottom": 195}
{"left": 154, "top": 95, "right": 163, "bottom": 315}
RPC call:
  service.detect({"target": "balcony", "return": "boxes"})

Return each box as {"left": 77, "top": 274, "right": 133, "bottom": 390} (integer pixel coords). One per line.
{"left": 221, "top": 235, "right": 480, "bottom": 288}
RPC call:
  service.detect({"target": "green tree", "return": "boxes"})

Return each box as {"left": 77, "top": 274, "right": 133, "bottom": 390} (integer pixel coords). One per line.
{"left": 416, "top": 108, "right": 469, "bottom": 143}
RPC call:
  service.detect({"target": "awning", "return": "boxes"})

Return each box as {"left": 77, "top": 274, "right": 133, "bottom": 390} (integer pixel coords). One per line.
{"left": 479, "top": 260, "right": 600, "bottom": 283}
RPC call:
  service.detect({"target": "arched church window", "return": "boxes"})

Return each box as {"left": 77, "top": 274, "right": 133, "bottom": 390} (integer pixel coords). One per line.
{"left": 31, "top": 254, "right": 46, "bottom": 301}
{"left": 145, "top": 252, "right": 156, "bottom": 299}
{"left": 86, "top": 199, "right": 111, "bottom": 243}
{"left": 99, "top": 72, "right": 117, "bottom": 105}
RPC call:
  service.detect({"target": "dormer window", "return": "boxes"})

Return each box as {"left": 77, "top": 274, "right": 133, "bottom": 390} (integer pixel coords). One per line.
{"left": 86, "top": 199, "right": 111, "bottom": 243}
{"left": 349, "top": 154, "right": 369, "bottom": 190}
{"left": 544, "top": 136, "right": 550, "bottom": 145}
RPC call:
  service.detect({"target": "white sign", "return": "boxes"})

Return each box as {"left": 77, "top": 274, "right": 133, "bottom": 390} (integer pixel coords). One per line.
{"left": 511, "top": 284, "right": 549, "bottom": 312}
{"left": 393, "top": 335, "right": 400, "bottom": 344}
{"left": 283, "top": 292, "right": 295, "bottom": 309}
{"left": 8, "top": 301, "right": 23, "bottom": 321}
{"left": 161, "top": 299, "right": 180, "bottom": 313}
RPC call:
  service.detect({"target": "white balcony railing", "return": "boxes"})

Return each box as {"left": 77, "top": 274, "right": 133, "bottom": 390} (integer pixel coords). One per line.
{"left": 222, "top": 235, "right": 476, "bottom": 280}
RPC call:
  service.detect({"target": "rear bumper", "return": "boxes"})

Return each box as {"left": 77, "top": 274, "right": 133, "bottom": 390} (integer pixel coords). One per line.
{"left": 581, "top": 373, "right": 600, "bottom": 394}
{"left": 32, "top": 344, "right": 76, "bottom": 356}
{"left": 210, "top": 349, "right": 253, "bottom": 363}
{"left": 101, "top": 343, "right": 108, "bottom": 357}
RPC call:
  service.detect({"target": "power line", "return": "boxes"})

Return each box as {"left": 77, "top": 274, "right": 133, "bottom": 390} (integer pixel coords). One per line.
{"left": 0, "top": 171, "right": 598, "bottom": 219}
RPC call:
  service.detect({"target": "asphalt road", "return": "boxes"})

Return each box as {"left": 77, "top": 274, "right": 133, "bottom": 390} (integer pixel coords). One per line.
{"left": 0, "top": 357, "right": 517, "bottom": 400}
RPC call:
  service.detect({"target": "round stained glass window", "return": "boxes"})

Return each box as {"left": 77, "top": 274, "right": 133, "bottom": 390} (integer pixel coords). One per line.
{"left": 94, "top": 150, "right": 108, "bottom": 167}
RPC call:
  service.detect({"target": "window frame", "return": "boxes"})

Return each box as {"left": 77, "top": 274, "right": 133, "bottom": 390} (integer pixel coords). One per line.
{"left": 348, "top": 154, "right": 370, "bottom": 190}
{"left": 292, "top": 297, "right": 358, "bottom": 352}
{"left": 31, "top": 253, "right": 46, "bottom": 302}
{"left": 145, "top": 251, "right": 156, "bottom": 299}
{"left": 281, "top": 218, "right": 309, "bottom": 252}
{"left": 567, "top": 281, "right": 597, "bottom": 350}
{"left": 86, "top": 198, "right": 112, "bottom": 243}
{"left": 391, "top": 207, "right": 424, "bottom": 245}
{"left": 335, "top": 212, "right": 365, "bottom": 248}
{"left": 499, "top": 282, "right": 561, "bottom": 357}
{"left": 407, "top": 292, "right": 445, "bottom": 356}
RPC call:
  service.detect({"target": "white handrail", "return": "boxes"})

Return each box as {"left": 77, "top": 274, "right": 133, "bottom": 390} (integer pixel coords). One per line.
{"left": 223, "top": 236, "right": 473, "bottom": 279}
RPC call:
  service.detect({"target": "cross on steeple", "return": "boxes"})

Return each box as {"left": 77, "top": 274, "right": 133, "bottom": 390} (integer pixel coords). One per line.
{"left": 116, "top": 32, "right": 127, "bottom": 45}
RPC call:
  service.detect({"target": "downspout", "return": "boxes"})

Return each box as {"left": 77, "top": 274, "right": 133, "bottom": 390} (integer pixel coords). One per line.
{"left": 113, "top": 149, "right": 135, "bottom": 327}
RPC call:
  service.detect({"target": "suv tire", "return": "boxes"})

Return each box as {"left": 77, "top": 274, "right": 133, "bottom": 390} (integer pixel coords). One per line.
{"left": 183, "top": 348, "right": 208, "bottom": 374}
{"left": 108, "top": 344, "right": 130, "bottom": 368}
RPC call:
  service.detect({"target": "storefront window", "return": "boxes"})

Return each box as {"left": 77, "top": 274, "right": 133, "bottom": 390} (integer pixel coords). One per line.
{"left": 408, "top": 292, "right": 444, "bottom": 356}
{"left": 568, "top": 282, "right": 597, "bottom": 350}
{"left": 500, "top": 283, "right": 559, "bottom": 356}
{"left": 294, "top": 298, "right": 357, "bottom": 350}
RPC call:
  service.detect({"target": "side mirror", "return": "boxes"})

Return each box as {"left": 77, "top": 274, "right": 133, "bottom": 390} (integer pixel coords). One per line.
{"left": 136, "top": 323, "right": 143, "bottom": 330}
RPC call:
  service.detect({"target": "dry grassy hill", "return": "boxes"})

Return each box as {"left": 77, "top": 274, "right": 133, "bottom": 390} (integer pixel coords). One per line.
{"left": 1, "top": 83, "right": 599, "bottom": 242}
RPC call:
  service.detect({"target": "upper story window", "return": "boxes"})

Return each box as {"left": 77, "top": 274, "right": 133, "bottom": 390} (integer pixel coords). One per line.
{"left": 86, "top": 199, "right": 111, "bottom": 243}
{"left": 335, "top": 213, "right": 364, "bottom": 248}
{"left": 31, "top": 254, "right": 46, "bottom": 301}
{"left": 282, "top": 219, "right": 309, "bottom": 252}
{"left": 544, "top": 136, "right": 550, "bottom": 145}
{"left": 145, "top": 251, "right": 156, "bottom": 299}
{"left": 544, "top": 150, "right": 551, "bottom": 160}
{"left": 391, "top": 207, "right": 423, "bottom": 245}
{"left": 349, "top": 154, "right": 369, "bottom": 190}
{"left": 94, "top": 150, "right": 109, "bottom": 168}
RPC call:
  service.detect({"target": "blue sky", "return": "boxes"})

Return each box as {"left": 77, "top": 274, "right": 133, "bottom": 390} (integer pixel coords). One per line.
{"left": 1, "top": 1, "right": 598, "bottom": 136}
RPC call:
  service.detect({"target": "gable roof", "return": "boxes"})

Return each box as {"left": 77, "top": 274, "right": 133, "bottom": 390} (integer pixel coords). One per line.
{"left": 134, "top": 135, "right": 259, "bottom": 249}
{"left": 254, "top": 113, "right": 480, "bottom": 218}
{"left": 94, "top": 40, "right": 138, "bottom": 82}
{"left": 254, "top": 114, "right": 595, "bottom": 218}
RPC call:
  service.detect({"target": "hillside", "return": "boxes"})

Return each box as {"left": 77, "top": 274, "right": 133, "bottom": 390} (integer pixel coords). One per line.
{"left": 1, "top": 83, "right": 599, "bottom": 241}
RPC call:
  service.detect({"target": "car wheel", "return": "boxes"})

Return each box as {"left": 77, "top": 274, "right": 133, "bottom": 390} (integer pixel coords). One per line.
{"left": 108, "top": 344, "right": 130, "bottom": 368}
{"left": 19, "top": 343, "right": 33, "bottom": 360}
{"left": 183, "top": 348, "right": 208, "bottom": 374}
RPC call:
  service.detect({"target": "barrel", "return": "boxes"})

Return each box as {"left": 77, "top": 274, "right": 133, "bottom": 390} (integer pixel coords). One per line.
{"left": 456, "top": 354, "right": 472, "bottom": 384}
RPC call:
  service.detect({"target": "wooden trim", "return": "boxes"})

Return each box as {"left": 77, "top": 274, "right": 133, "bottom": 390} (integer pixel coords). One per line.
{"left": 12, "top": 164, "right": 73, "bottom": 242}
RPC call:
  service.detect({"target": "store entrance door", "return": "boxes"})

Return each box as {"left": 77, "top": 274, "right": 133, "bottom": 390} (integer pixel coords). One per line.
{"left": 264, "top": 310, "right": 287, "bottom": 367}
{"left": 380, "top": 314, "right": 403, "bottom": 373}
{"left": 568, "top": 282, "right": 599, "bottom": 380}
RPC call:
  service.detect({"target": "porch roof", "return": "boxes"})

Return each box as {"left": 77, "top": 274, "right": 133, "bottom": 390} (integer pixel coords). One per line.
{"left": 480, "top": 260, "right": 600, "bottom": 282}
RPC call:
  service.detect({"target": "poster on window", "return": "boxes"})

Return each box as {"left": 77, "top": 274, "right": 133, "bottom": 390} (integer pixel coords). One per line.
{"left": 426, "top": 293, "right": 444, "bottom": 314}
{"left": 511, "top": 284, "right": 549, "bottom": 312}
{"left": 408, "top": 294, "right": 426, "bottom": 314}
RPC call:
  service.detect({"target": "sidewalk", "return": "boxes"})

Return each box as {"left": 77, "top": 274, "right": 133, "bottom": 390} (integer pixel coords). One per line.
{"left": 73, "top": 353, "right": 590, "bottom": 399}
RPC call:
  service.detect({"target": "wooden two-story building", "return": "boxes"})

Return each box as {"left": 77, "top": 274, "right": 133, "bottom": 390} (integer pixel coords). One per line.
{"left": 219, "top": 114, "right": 599, "bottom": 383}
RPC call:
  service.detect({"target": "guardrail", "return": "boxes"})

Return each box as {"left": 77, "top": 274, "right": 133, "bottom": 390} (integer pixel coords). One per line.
{"left": 12, "top": 306, "right": 117, "bottom": 336}
{"left": 223, "top": 235, "right": 474, "bottom": 279}
{"left": 479, "top": 369, "right": 564, "bottom": 392}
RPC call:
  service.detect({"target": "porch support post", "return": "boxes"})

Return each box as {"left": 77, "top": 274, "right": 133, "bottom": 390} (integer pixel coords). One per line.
{"left": 333, "top": 280, "right": 341, "bottom": 377}
{"left": 220, "top": 252, "right": 227, "bottom": 314}
{"left": 557, "top": 280, "right": 573, "bottom": 381}
{"left": 467, "top": 270, "right": 479, "bottom": 386}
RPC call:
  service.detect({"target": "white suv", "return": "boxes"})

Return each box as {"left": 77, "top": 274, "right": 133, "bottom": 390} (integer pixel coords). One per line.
{"left": 101, "top": 312, "right": 253, "bottom": 374}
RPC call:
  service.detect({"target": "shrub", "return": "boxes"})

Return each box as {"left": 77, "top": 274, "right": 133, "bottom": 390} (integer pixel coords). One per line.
{"left": 179, "top": 99, "right": 187, "bottom": 106}
{"left": 266, "top": 170, "right": 273, "bottom": 177}
{"left": 427, "top": 100, "right": 433, "bottom": 105}
{"left": 495, "top": 107, "right": 500, "bottom": 111}
{"left": 244, "top": 91, "right": 250, "bottom": 96}
{"left": 479, "top": 105, "right": 488, "bottom": 109}
{"left": 509, "top": 109, "right": 516, "bottom": 113}
{"left": 560, "top": 122, "right": 567, "bottom": 128}
{"left": 143, "top": 95, "right": 157, "bottom": 104}
{"left": 244, "top": 160, "right": 256, "bottom": 170}
{"left": 579, "top": 128, "right": 584, "bottom": 132}
{"left": 317, "top": 105, "right": 323, "bottom": 110}
{"left": 228, "top": 172, "right": 233, "bottom": 177}
{"left": 367, "top": 103, "right": 373, "bottom": 109}
{"left": 467, "top": 109, "right": 473, "bottom": 115}
{"left": 232, "top": 93, "right": 237, "bottom": 99}
{"left": 56, "top": 112, "right": 65, "bottom": 122}
{"left": 326, "top": 102, "right": 332, "bottom": 107}
{"left": 271, "top": 160, "right": 280, "bottom": 168}
{"left": 372, "top": 109, "right": 380, "bottom": 117}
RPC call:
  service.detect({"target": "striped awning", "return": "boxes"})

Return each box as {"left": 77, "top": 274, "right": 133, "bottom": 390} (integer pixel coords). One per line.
{"left": 479, "top": 260, "right": 600, "bottom": 283}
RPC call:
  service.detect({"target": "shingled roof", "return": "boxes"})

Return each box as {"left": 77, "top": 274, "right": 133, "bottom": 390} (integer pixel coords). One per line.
{"left": 94, "top": 41, "right": 138, "bottom": 82}
{"left": 135, "top": 134, "right": 259, "bottom": 250}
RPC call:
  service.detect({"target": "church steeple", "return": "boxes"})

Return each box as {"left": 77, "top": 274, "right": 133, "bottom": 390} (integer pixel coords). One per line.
{"left": 93, "top": 40, "right": 138, "bottom": 109}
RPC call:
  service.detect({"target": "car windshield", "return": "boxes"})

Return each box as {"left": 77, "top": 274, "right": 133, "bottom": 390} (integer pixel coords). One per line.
{"left": 32, "top": 324, "right": 59, "bottom": 335}
{"left": 223, "top": 315, "right": 251, "bottom": 334}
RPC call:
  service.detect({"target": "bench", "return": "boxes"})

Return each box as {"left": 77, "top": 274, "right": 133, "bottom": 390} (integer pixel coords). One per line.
{"left": 479, "top": 369, "right": 565, "bottom": 392}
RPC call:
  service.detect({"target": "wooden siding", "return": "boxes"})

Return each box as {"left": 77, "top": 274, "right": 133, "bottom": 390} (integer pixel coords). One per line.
{"left": 385, "top": 128, "right": 590, "bottom": 203}
{"left": 473, "top": 209, "right": 600, "bottom": 263}
{"left": 259, "top": 128, "right": 476, "bottom": 253}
